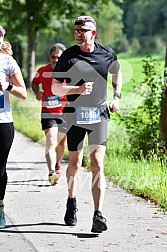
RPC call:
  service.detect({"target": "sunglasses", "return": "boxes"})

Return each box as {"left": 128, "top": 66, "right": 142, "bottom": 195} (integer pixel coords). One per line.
{"left": 50, "top": 56, "right": 60, "bottom": 59}
{"left": 74, "top": 29, "right": 92, "bottom": 35}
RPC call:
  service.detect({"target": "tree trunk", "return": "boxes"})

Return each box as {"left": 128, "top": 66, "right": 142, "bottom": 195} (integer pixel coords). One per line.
{"left": 26, "top": 25, "right": 36, "bottom": 89}
{"left": 160, "top": 40, "right": 167, "bottom": 141}
{"left": 165, "top": 40, "right": 167, "bottom": 82}
{"left": 12, "top": 42, "right": 23, "bottom": 69}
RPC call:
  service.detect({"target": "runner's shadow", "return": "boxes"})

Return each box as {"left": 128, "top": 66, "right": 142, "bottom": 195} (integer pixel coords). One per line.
{"left": 5, "top": 222, "right": 66, "bottom": 228}
{"left": 0, "top": 222, "right": 99, "bottom": 238}
{"left": 7, "top": 179, "right": 50, "bottom": 187}
{"left": 7, "top": 168, "right": 38, "bottom": 170}
{"left": 7, "top": 161, "right": 46, "bottom": 164}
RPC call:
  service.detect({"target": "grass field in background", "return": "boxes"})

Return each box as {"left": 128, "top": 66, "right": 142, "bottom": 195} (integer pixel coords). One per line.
{"left": 11, "top": 91, "right": 45, "bottom": 143}
{"left": 11, "top": 53, "right": 167, "bottom": 211}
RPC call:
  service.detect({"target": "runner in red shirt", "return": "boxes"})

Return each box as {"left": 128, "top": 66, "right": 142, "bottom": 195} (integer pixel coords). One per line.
{"left": 31, "top": 43, "right": 67, "bottom": 185}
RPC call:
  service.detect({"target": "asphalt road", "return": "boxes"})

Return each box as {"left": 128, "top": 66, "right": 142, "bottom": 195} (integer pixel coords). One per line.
{"left": 0, "top": 131, "right": 167, "bottom": 252}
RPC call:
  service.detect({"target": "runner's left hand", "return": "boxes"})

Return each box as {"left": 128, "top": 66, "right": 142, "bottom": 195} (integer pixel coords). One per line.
{"left": 109, "top": 98, "right": 119, "bottom": 113}
{"left": 0, "top": 79, "right": 9, "bottom": 91}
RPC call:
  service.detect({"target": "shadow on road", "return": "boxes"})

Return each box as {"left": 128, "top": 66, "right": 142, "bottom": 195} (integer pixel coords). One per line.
{"left": 0, "top": 222, "right": 99, "bottom": 238}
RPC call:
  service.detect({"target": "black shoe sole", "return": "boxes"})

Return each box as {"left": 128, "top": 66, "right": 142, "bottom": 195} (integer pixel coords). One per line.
{"left": 64, "top": 217, "right": 77, "bottom": 226}
{"left": 64, "top": 221, "right": 77, "bottom": 226}
{"left": 91, "top": 220, "right": 107, "bottom": 233}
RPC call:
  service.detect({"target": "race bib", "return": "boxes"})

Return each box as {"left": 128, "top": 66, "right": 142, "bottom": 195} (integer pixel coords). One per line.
{"left": 46, "top": 96, "right": 62, "bottom": 108}
{"left": 0, "top": 92, "right": 4, "bottom": 109}
{"left": 77, "top": 107, "right": 101, "bottom": 124}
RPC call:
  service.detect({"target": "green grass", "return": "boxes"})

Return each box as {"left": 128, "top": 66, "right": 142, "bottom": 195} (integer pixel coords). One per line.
{"left": 11, "top": 90, "right": 45, "bottom": 143}
{"left": 104, "top": 154, "right": 167, "bottom": 211}
{"left": 107, "top": 53, "right": 164, "bottom": 117}
{"left": 118, "top": 52, "right": 164, "bottom": 96}
{"left": 119, "top": 55, "right": 145, "bottom": 95}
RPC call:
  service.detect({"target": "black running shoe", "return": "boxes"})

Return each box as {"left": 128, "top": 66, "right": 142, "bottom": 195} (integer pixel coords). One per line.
{"left": 64, "top": 198, "right": 78, "bottom": 226}
{"left": 91, "top": 212, "right": 107, "bottom": 233}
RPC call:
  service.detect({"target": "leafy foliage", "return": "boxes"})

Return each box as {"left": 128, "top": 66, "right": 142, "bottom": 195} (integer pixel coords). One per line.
{"left": 122, "top": 0, "right": 167, "bottom": 53}
{"left": 121, "top": 56, "right": 165, "bottom": 159}
{"left": 96, "top": 1, "right": 125, "bottom": 52}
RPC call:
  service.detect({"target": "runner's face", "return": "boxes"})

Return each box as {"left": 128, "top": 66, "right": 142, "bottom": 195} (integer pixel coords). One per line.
{"left": 0, "top": 31, "right": 4, "bottom": 49}
{"left": 74, "top": 25, "right": 93, "bottom": 46}
{"left": 50, "top": 50, "right": 62, "bottom": 69}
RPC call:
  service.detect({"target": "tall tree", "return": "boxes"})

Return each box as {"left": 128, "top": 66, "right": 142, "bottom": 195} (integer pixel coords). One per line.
{"left": 96, "top": 1, "right": 124, "bottom": 52}
{"left": 0, "top": 0, "right": 113, "bottom": 87}
{"left": 122, "top": 0, "right": 167, "bottom": 52}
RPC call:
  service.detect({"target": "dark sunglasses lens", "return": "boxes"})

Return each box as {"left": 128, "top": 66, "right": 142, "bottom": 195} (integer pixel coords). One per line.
{"left": 74, "top": 29, "right": 90, "bottom": 34}
{"left": 51, "top": 56, "right": 59, "bottom": 59}
{"left": 74, "top": 20, "right": 85, "bottom": 25}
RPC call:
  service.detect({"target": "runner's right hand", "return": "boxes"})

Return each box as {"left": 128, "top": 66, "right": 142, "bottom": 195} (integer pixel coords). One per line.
{"left": 35, "top": 90, "right": 44, "bottom": 100}
{"left": 79, "top": 82, "right": 94, "bottom": 95}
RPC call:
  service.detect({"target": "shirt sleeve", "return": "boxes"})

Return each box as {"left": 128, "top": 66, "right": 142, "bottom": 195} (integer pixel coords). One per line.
{"left": 8, "top": 56, "right": 21, "bottom": 76}
{"left": 32, "top": 68, "right": 42, "bottom": 85}
{"left": 108, "top": 49, "right": 120, "bottom": 74}
{"left": 108, "top": 60, "right": 120, "bottom": 74}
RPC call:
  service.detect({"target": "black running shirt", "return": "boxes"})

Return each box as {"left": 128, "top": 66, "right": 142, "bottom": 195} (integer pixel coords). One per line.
{"left": 53, "top": 43, "right": 119, "bottom": 107}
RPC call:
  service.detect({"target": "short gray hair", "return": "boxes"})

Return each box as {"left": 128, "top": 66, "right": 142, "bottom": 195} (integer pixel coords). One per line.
{"left": 50, "top": 43, "right": 66, "bottom": 55}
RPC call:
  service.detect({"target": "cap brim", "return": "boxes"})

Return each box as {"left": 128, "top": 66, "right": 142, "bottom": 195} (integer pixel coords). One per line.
{"left": 0, "top": 27, "right": 5, "bottom": 36}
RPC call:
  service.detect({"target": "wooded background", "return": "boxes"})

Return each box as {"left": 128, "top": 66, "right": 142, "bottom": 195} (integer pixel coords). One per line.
{"left": 0, "top": 0, "right": 166, "bottom": 87}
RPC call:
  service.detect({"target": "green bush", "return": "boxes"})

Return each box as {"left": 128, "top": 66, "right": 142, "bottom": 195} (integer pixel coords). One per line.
{"left": 121, "top": 56, "right": 165, "bottom": 159}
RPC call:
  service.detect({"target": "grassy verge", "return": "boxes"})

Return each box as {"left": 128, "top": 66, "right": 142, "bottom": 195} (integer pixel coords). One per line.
{"left": 104, "top": 151, "right": 167, "bottom": 212}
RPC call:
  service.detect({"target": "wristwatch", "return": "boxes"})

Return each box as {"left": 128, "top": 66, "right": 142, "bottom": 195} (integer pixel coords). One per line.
{"left": 113, "top": 92, "right": 121, "bottom": 99}
{"left": 6, "top": 82, "right": 14, "bottom": 91}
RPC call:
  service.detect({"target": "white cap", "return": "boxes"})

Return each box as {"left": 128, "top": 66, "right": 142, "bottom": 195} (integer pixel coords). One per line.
{"left": 74, "top": 16, "right": 99, "bottom": 39}
{"left": 0, "top": 26, "right": 6, "bottom": 36}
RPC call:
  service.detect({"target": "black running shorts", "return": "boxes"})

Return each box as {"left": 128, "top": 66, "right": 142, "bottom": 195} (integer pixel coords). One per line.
{"left": 66, "top": 117, "right": 108, "bottom": 151}
{"left": 41, "top": 114, "right": 67, "bottom": 133}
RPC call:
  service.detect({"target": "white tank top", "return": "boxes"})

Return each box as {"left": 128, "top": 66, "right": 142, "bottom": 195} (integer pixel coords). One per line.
{"left": 0, "top": 53, "right": 21, "bottom": 123}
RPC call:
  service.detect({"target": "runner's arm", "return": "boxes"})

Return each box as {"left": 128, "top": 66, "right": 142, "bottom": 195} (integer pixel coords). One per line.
{"left": 9, "top": 72, "right": 27, "bottom": 100}
{"left": 109, "top": 69, "right": 122, "bottom": 113}
{"left": 31, "top": 82, "right": 43, "bottom": 100}
{"left": 112, "top": 69, "right": 122, "bottom": 98}
{"left": 51, "top": 78, "right": 93, "bottom": 96}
